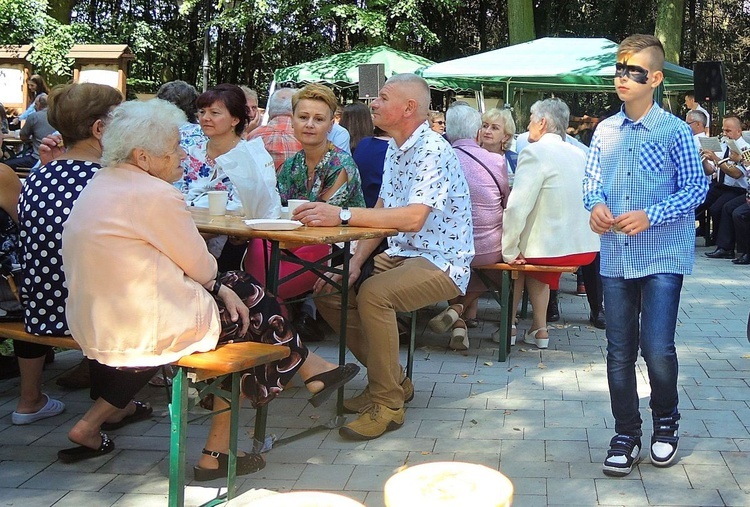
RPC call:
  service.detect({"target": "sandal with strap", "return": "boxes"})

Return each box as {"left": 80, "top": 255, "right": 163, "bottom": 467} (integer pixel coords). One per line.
{"left": 193, "top": 448, "right": 265, "bottom": 482}
{"left": 306, "top": 363, "right": 361, "bottom": 407}
{"left": 651, "top": 413, "right": 680, "bottom": 467}
{"left": 603, "top": 434, "right": 642, "bottom": 477}
{"left": 523, "top": 328, "right": 549, "bottom": 349}
{"left": 101, "top": 401, "right": 153, "bottom": 431}
{"left": 464, "top": 318, "right": 479, "bottom": 328}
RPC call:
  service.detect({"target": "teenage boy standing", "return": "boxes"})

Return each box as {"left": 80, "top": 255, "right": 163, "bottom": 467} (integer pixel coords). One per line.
{"left": 583, "top": 35, "right": 708, "bottom": 477}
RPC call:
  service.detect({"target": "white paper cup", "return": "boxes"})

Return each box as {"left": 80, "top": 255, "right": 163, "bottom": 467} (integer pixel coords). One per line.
{"left": 287, "top": 199, "right": 310, "bottom": 216}
{"left": 208, "top": 190, "right": 229, "bottom": 215}
{"left": 279, "top": 207, "right": 290, "bottom": 220}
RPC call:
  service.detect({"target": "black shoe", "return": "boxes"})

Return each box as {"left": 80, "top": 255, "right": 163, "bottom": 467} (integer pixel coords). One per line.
{"left": 705, "top": 248, "right": 734, "bottom": 259}
{"left": 546, "top": 290, "right": 560, "bottom": 322}
{"left": 589, "top": 310, "right": 606, "bottom": 329}
{"left": 732, "top": 253, "right": 750, "bottom": 265}
{"left": 293, "top": 314, "right": 325, "bottom": 342}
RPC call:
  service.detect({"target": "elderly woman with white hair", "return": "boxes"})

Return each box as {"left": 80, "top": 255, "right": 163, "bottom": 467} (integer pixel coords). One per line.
{"left": 59, "top": 99, "right": 358, "bottom": 478}
{"left": 502, "top": 98, "right": 599, "bottom": 349}
{"left": 428, "top": 104, "right": 509, "bottom": 350}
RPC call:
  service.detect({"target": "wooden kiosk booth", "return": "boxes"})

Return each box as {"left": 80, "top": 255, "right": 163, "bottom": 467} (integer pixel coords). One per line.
{"left": 66, "top": 44, "right": 135, "bottom": 97}
{"left": 0, "top": 45, "right": 33, "bottom": 117}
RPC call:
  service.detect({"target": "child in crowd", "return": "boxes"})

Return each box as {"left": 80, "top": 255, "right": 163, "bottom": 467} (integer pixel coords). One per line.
{"left": 582, "top": 34, "right": 708, "bottom": 477}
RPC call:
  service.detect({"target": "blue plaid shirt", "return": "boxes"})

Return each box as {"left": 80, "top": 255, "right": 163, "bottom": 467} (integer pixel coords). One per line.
{"left": 583, "top": 103, "right": 708, "bottom": 279}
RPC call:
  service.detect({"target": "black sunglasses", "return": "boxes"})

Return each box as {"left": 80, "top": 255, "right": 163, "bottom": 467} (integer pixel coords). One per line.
{"left": 433, "top": 120, "right": 445, "bottom": 125}
{"left": 614, "top": 62, "right": 649, "bottom": 84}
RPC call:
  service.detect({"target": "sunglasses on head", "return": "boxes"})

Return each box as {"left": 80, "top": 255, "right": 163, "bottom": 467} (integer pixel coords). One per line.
{"left": 614, "top": 62, "right": 649, "bottom": 84}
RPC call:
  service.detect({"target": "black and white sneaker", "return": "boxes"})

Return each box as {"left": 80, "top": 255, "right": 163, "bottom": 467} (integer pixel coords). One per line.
{"left": 603, "top": 434, "right": 642, "bottom": 477}
{"left": 650, "top": 414, "right": 680, "bottom": 467}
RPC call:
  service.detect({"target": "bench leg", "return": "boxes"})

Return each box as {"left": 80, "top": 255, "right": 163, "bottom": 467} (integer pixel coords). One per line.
{"left": 406, "top": 310, "right": 417, "bottom": 379}
{"left": 498, "top": 270, "right": 514, "bottom": 362}
{"left": 168, "top": 367, "right": 189, "bottom": 507}
{"left": 337, "top": 241, "right": 350, "bottom": 415}
{"left": 225, "top": 372, "right": 241, "bottom": 503}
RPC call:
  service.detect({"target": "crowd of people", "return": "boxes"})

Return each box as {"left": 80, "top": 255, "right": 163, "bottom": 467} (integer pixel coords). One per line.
{"left": 0, "top": 33, "right": 717, "bottom": 480}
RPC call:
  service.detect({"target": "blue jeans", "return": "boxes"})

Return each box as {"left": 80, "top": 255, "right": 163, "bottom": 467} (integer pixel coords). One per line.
{"left": 602, "top": 274, "right": 682, "bottom": 436}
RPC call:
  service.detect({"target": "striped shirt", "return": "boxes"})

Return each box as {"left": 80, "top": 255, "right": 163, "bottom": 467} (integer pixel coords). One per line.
{"left": 583, "top": 103, "right": 709, "bottom": 279}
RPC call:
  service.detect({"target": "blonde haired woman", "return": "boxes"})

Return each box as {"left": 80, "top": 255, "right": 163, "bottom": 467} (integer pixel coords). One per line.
{"left": 480, "top": 107, "right": 517, "bottom": 172}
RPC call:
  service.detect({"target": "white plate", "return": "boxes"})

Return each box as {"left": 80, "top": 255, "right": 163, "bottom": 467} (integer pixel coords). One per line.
{"left": 244, "top": 219, "right": 304, "bottom": 231}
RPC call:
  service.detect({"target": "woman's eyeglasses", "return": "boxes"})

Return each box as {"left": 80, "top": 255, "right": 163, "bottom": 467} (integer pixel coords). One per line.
{"left": 433, "top": 120, "right": 445, "bottom": 126}
{"left": 614, "top": 63, "right": 649, "bottom": 85}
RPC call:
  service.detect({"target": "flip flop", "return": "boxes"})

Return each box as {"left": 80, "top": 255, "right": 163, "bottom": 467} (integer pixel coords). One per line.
{"left": 11, "top": 394, "right": 65, "bottom": 425}
{"left": 306, "top": 363, "right": 360, "bottom": 407}
{"left": 100, "top": 401, "right": 153, "bottom": 431}
{"left": 58, "top": 433, "right": 114, "bottom": 463}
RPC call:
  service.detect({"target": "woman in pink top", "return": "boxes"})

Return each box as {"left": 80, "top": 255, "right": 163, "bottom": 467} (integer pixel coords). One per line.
{"left": 429, "top": 105, "right": 509, "bottom": 350}
{"left": 59, "top": 99, "right": 359, "bottom": 480}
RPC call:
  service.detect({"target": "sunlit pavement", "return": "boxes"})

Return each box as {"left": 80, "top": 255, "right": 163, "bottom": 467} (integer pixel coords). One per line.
{"left": 1, "top": 243, "right": 748, "bottom": 506}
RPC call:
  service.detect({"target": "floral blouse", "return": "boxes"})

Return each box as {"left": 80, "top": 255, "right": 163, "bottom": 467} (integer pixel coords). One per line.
{"left": 277, "top": 143, "right": 365, "bottom": 207}
{"left": 177, "top": 129, "right": 240, "bottom": 207}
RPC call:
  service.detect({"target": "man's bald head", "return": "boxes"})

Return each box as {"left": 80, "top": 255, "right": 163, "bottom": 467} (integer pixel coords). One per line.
{"left": 722, "top": 115, "right": 743, "bottom": 140}
{"left": 384, "top": 73, "right": 431, "bottom": 119}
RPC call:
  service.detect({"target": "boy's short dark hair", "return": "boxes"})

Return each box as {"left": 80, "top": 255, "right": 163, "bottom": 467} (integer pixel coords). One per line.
{"left": 617, "top": 34, "right": 665, "bottom": 71}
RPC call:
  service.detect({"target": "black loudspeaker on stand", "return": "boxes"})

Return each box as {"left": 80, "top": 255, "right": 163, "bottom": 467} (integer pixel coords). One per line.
{"left": 358, "top": 64, "right": 385, "bottom": 100}
{"left": 693, "top": 61, "right": 726, "bottom": 103}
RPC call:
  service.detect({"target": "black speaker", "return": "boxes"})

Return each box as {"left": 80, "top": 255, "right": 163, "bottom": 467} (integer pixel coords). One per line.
{"left": 358, "top": 64, "right": 385, "bottom": 99}
{"left": 693, "top": 62, "right": 726, "bottom": 102}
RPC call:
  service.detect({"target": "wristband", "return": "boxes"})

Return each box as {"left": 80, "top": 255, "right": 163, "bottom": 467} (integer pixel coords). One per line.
{"left": 210, "top": 277, "right": 222, "bottom": 297}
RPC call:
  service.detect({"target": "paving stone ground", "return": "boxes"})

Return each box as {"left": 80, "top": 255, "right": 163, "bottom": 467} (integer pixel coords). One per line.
{"left": 0, "top": 244, "right": 749, "bottom": 506}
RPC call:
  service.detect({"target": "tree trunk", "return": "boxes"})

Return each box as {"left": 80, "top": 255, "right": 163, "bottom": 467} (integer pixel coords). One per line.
{"left": 655, "top": 0, "right": 686, "bottom": 64}
{"left": 47, "top": 0, "right": 75, "bottom": 23}
{"left": 508, "top": 0, "right": 535, "bottom": 45}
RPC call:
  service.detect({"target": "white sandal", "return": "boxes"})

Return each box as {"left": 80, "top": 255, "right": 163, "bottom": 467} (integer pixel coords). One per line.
{"left": 428, "top": 304, "right": 464, "bottom": 334}
{"left": 523, "top": 328, "right": 549, "bottom": 349}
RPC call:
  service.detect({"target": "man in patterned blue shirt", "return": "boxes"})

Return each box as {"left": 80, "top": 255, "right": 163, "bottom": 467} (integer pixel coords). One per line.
{"left": 583, "top": 35, "right": 708, "bottom": 477}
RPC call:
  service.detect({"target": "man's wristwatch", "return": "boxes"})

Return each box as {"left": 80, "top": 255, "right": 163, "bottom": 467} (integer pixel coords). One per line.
{"left": 339, "top": 205, "right": 352, "bottom": 226}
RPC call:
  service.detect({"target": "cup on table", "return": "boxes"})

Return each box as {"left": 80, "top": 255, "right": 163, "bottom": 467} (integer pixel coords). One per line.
{"left": 279, "top": 207, "right": 290, "bottom": 220}
{"left": 207, "top": 190, "right": 229, "bottom": 215}
{"left": 287, "top": 199, "right": 310, "bottom": 218}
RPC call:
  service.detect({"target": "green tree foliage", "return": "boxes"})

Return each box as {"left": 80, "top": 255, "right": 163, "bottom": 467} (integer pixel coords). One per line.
{"left": 1, "top": 0, "right": 749, "bottom": 117}
{"left": 0, "top": 0, "right": 46, "bottom": 44}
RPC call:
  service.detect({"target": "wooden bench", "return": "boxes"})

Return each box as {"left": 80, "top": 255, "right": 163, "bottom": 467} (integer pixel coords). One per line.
{"left": 473, "top": 263, "right": 579, "bottom": 361}
{"left": 0, "top": 321, "right": 290, "bottom": 507}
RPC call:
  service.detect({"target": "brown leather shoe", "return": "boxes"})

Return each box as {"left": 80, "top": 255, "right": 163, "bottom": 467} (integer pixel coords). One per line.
{"left": 56, "top": 359, "right": 90, "bottom": 389}
{"left": 339, "top": 403, "right": 405, "bottom": 440}
{"left": 343, "top": 377, "right": 414, "bottom": 414}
